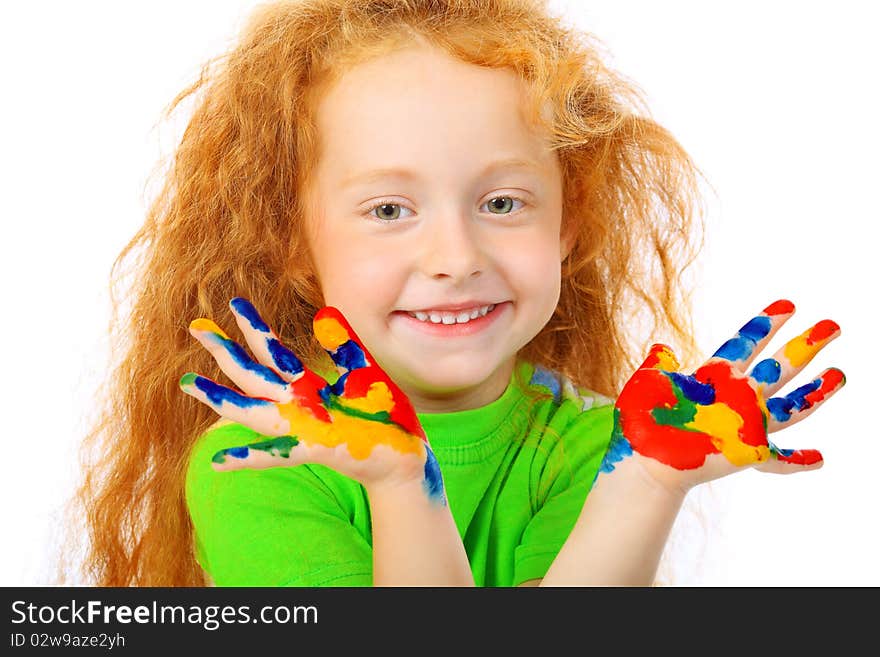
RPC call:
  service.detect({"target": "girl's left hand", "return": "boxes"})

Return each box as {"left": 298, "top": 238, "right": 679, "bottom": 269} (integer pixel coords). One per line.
{"left": 601, "top": 299, "right": 846, "bottom": 494}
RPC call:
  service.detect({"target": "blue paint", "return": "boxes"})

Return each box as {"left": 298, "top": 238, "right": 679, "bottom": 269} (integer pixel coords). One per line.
{"left": 226, "top": 446, "right": 251, "bottom": 459}
{"left": 231, "top": 297, "right": 271, "bottom": 332}
{"left": 194, "top": 374, "right": 271, "bottom": 408}
{"left": 421, "top": 446, "right": 447, "bottom": 506}
{"left": 326, "top": 371, "right": 349, "bottom": 398}
{"left": 331, "top": 340, "right": 367, "bottom": 372}
{"left": 667, "top": 372, "right": 715, "bottom": 405}
{"left": 204, "top": 331, "right": 288, "bottom": 385}
{"left": 766, "top": 378, "right": 821, "bottom": 422}
{"left": 267, "top": 338, "right": 304, "bottom": 376}
{"left": 768, "top": 439, "right": 795, "bottom": 458}
{"left": 597, "top": 409, "right": 632, "bottom": 479}
{"left": 712, "top": 315, "right": 772, "bottom": 362}
{"left": 713, "top": 337, "right": 752, "bottom": 362}
{"left": 530, "top": 366, "right": 561, "bottom": 403}
{"left": 739, "top": 316, "right": 772, "bottom": 342}
{"left": 751, "top": 358, "right": 782, "bottom": 385}
{"left": 211, "top": 445, "right": 251, "bottom": 465}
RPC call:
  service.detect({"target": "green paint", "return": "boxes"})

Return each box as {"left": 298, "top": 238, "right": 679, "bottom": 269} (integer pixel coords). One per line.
{"left": 651, "top": 383, "right": 698, "bottom": 427}
{"left": 180, "top": 372, "right": 197, "bottom": 387}
{"left": 244, "top": 435, "right": 300, "bottom": 458}
{"left": 211, "top": 435, "right": 300, "bottom": 465}
{"left": 325, "top": 395, "right": 392, "bottom": 424}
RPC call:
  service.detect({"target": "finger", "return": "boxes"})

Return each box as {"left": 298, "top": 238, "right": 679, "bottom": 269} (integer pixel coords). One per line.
{"left": 766, "top": 367, "right": 846, "bottom": 432}
{"left": 313, "top": 306, "right": 376, "bottom": 376}
{"left": 189, "top": 318, "right": 293, "bottom": 402}
{"left": 754, "top": 438, "right": 823, "bottom": 474}
{"left": 229, "top": 298, "right": 308, "bottom": 382}
{"left": 228, "top": 298, "right": 337, "bottom": 422}
{"left": 747, "top": 319, "right": 841, "bottom": 397}
{"left": 179, "top": 372, "right": 292, "bottom": 436}
{"left": 211, "top": 435, "right": 301, "bottom": 472}
{"left": 711, "top": 299, "right": 795, "bottom": 369}
{"left": 313, "top": 306, "right": 425, "bottom": 439}
{"left": 637, "top": 343, "right": 680, "bottom": 371}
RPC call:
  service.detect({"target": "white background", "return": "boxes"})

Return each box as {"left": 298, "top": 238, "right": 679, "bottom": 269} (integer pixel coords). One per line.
{"left": 1, "top": 1, "right": 876, "bottom": 586}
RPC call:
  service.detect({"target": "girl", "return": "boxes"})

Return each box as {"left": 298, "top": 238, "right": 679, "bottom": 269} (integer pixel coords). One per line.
{"left": 67, "top": 0, "right": 844, "bottom": 586}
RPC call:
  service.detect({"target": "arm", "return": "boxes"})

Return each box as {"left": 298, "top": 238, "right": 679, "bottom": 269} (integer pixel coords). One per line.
{"left": 541, "top": 457, "right": 684, "bottom": 586}
{"left": 367, "top": 479, "right": 474, "bottom": 586}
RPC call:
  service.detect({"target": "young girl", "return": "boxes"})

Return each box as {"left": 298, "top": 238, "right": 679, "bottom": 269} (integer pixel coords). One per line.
{"left": 68, "top": 0, "right": 845, "bottom": 586}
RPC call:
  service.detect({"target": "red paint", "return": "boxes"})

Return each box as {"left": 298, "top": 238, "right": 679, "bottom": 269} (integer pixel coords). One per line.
{"left": 763, "top": 299, "right": 795, "bottom": 316}
{"left": 291, "top": 369, "right": 332, "bottom": 423}
{"left": 320, "top": 308, "right": 427, "bottom": 441}
{"left": 341, "top": 367, "right": 426, "bottom": 440}
{"left": 640, "top": 343, "right": 674, "bottom": 369}
{"left": 807, "top": 319, "right": 840, "bottom": 344}
{"left": 617, "top": 369, "right": 718, "bottom": 470}
{"left": 694, "top": 361, "right": 765, "bottom": 447}
{"left": 776, "top": 449, "right": 823, "bottom": 466}
{"left": 803, "top": 368, "right": 845, "bottom": 407}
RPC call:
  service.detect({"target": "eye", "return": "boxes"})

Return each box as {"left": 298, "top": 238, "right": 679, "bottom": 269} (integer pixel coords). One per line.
{"left": 482, "top": 196, "right": 525, "bottom": 215}
{"left": 365, "top": 201, "right": 414, "bottom": 222}
{"left": 364, "top": 195, "right": 527, "bottom": 222}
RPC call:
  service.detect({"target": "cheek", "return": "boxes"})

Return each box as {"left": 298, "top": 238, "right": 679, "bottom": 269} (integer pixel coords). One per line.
{"left": 506, "top": 237, "right": 562, "bottom": 302}
{"left": 312, "top": 237, "right": 403, "bottom": 309}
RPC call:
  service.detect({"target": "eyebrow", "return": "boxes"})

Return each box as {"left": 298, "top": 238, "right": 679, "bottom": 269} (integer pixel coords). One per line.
{"left": 341, "top": 157, "right": 543, "bottom": 189}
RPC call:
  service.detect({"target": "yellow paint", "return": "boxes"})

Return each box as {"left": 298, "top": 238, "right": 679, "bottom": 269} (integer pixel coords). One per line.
{"left": 314, "top": 317, "right": 349, "bottom": 351}
{"left": 190, "top": 318, "right": 229, "bottom": 339}
{"left": 783, "top": 329, "right": 827, "bottom": 368}
{"left": 654, "top": 345, "right": 680, "bottom": 371}
{"left": 756, "top": 386, "right": 770, "bottom": 421}
{"left": 687, "top": 403, "right": 769, "bottom": 466}
{"left": 339, "top": 381, "right": 395, "bottom": 414}
{"left": 275, "top": 396, "right": 423, "bottom": 461}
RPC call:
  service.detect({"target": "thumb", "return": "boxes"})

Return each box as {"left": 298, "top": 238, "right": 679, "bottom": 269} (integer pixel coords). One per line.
{"left": 639, "top": 343, "right": 680, "bottom": 371}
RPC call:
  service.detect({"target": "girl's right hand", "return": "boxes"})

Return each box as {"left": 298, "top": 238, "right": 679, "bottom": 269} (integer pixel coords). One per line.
{"left": 600, "top": 299, "right": 846, "bottom": 495}
{"left": 179, "top": 298, "right": 445, "bottom": 505}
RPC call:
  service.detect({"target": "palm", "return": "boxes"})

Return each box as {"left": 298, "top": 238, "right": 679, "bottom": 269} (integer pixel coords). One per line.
{"left": 602, "top": 299, "right": 845, "bottom": 492}
{"left": 179, "top": 298, "right": 444, "bottom": 504}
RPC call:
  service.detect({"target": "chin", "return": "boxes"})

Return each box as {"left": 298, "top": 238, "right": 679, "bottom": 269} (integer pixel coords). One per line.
{"left": 396, "top": 354, "right": 508, "bottom": 394}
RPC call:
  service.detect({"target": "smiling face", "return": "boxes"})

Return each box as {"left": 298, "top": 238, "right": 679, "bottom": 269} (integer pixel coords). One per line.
{"left": 304, "top": 41, "right": 565, "bottom": 412}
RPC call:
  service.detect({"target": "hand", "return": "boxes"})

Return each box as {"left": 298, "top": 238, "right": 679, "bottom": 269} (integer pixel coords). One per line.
{"left": 600, "top": 299, "right": 845, "bottom": 494}
{"left": 179, "top": 298, "right": 445, "bottom": 504}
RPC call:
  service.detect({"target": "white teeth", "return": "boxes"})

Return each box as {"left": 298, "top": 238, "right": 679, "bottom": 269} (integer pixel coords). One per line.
{"left": 407, "top": 304, "right": 496, "bottom": 325}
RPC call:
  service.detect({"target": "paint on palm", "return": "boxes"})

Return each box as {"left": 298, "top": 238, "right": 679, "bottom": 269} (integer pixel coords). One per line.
{"left": 599, "top": 299, "right": 845, "bottom": 475}
{"left": 180, "top": 299, "right": 445, "bottom": 505}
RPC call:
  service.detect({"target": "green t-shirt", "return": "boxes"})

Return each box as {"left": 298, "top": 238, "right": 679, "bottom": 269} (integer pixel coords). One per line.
{"left": 185, "top": 359, "right": 614, "bottom": 586}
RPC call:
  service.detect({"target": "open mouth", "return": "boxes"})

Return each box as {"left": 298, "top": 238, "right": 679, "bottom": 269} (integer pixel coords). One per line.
{"left": 393, "top": 302, "right": 507, "bottom": 336}
{"left": 405, "top": 303, "right": 496, "bottom": 325}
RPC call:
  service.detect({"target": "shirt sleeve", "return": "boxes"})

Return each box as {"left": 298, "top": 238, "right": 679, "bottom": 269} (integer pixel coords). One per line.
{"left": 185, "top": 421, "right": 373, "bottom": 586}
{"left": 513, "top": 398, "right": 615, "bottom": 585}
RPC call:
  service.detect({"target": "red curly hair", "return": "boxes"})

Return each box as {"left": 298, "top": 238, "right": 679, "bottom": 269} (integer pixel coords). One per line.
{"left": 59, "top": 0, "right": 706, "bottom": 586}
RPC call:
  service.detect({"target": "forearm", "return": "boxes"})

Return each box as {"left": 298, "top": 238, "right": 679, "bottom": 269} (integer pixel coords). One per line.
{"left": 541, "top": 457, "right": 686, "bottom": 586}
{"left": 365, "top": 479, "right": 475, "bottom": 586}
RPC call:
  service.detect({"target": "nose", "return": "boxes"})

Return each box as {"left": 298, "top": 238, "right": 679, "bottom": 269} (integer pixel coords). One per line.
{"left": 418, "top": 211, "right": 487, "bottom": 281}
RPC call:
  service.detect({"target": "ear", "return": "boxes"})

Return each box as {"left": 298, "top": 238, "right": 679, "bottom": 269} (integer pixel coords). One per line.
{"left": 559, "top": 223, "right": 576, "bottom": 261}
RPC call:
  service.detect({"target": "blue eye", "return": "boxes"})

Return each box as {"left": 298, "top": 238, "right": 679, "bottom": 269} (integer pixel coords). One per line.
{"left": 365, "top": 196, "right": 526, "bottom": 222}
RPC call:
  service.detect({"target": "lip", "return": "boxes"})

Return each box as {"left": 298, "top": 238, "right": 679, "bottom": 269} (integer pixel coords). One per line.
{"left": 392, "top": 301, "right": 509, "bottom": 337}
{"left": 404, "top": 300, "right": 499, "bottom": 313}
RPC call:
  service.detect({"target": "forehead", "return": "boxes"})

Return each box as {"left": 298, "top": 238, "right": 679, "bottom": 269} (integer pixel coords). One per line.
{"left": 312, "top": 44, "right": 557, "bottom": 178}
